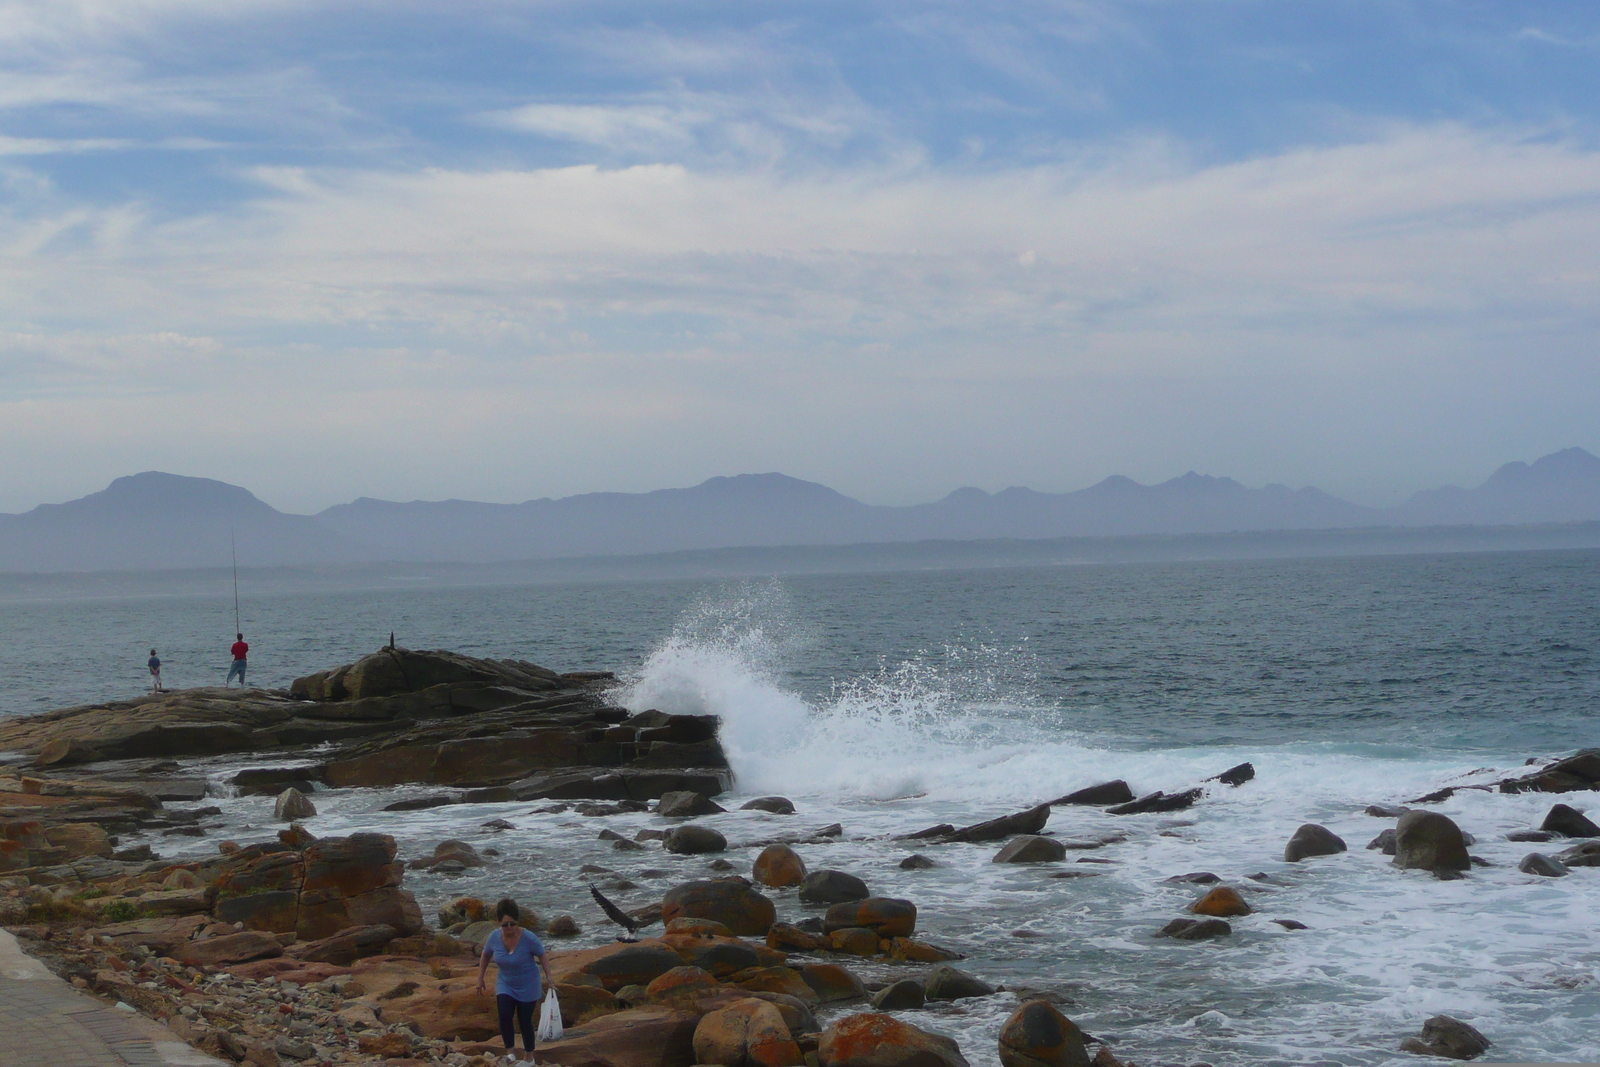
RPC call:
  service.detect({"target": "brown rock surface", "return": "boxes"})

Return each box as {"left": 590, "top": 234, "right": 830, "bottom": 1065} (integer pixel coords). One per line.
{"left": 694, "top": 997, "right": 804, "bottom": 1067}
{"left": 538, "top": 1006, "right": 702, "bottom": 1067}
{"left": 1190, "top": 886, "right": 1252, "bottom": 918}
{"left": 823, "top": 898, "right": 917, "bottom": 938}
{"left": 752, "top": 844, "right": 807, "bottom": 888}
{"left": 998, "top": 1000, "right": 1090, "bottom": 1067}
{"left": 662, "top": 878, "right": 776, "bottom": 936}
{"left": 819, "top": 1013, "right": 970, "bottom": 1067}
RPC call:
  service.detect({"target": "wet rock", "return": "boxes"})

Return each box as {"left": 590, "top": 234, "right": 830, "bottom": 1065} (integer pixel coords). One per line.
{"left": 830, "top": 928, "right": 881, "bottom": 956}
{"left": 824, "top": 898, "right": 917, "bottom": 939}
{"left": 993, "top": 836, "right": 1067, "bottom": 863}
{"left": 997, "top": 999, "right": 1091, "bottom": 1067}
{"left": 818, "top": 1013, "right": 969, "bottom": 1067}
{"left": 1205, "top": 762, "right": 1255, "bottom": 787}
{"left": 949, "top": 804, "right": 1051, "bottom": 843}
{"left": 1366, "top": 804, "right": 1411, "bottom": 818}
{"left": 767, "top": 923, "right": 824, "bottom": 952}
{"left": 742, "top": 797, "right": 797, "bottom": 815}
{"left": 1540, "top": 803, "right": 1600, "bottom": 838}
{"left": 871, "top": 979, "right": 926, "bottom": 1010}
{"left": 1105, "top": 788, "right": 1202, "bottom": 815}
{"left": 797, "top": 962, "right": 867, "bottom": 1003}
{"left": 272, "top": 788, "right": 318, "bottom": 822}
{"left": 1555, "top": 840, "right": 1600, "bottom": 867}
{"left": 1368, "top": 829, "right": 1398, "bottom": 855}
{"left": 1547, "top": 749, "right": 1600, "bottom": 784}
{"left": 1398, "top": 1015, "right": 1492, "bottom": 1060}
{"left": 799, "top": 870, "right": 869, "bottom": 904}
{"left": 1517, "top": 853, "right": 1569, "bottom": 877}
{"left": 383, "top": 794, "right": 456, "bottom": 812}
{"left": 899, "top": 854, "right": 936, "bottom": 870}
{"left": 694, "top": 997, "right": 804, "bottom": 1067}
{"left": 1162, "top": 872, "right": 1219, "bottom": 885}
{"left": 897, "top": 824, "right": 955, "bottom": 841}
{"left": 886, "top": 937, "right": 961, "bottom": 963}
{"left": 667, "top": 933, "right": 763, "bottom": 978}
{"left": 1190, "top": 886, "right": 1251, "bottom": 918}
{"left": 481, "top": 817, "right": 516, "bottom": 831}
{"left": 1284, "top": 823, "right": 1347, "bottom": 862}
{"left": 753, "top": 845, "right": 807, "bottom": 888}
{"left": 708, "top": 858, "right": 737, "bottom": 871}
{"left": 1156, "top": 918, "right": 1231, "bottom": 940}
{"left": 924, "top": 964, "right": 995, "bottom": 1001}
{"left": 658, "top": 791, "right": 728, "bottom": 818}
{"left": 1393, "top": 811, "right": 1471, "bottom": 874}
{"left": 1270, "top": 919, "right": 1309, "bottom": 930}
{"left": 731, "top": 966, "right": 820, "bottom": 1007}
{"left": 661, "top": 878, "right": 776, "bottom": 936}
{"left": 1049, "top": 781, "right": 1134, "bottom": 806}
{"left": 409, "top": 839, "right": 487, "bottom": 871}
{"left": 665, "top": 825, "right": 728, "bottom": 854}
{"left": 1505, "top": 830, "right": 1553, "bottom": 842}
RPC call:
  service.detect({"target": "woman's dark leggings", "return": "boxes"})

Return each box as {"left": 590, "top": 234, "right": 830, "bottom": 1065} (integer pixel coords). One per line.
{"left": 497, "top": 993, "right": 536, "bottom": 1050}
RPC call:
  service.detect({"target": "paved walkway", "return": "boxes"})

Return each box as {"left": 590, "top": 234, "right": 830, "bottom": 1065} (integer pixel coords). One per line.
{"left": 0, "top": 930, "right": 223, "bottom": 1067}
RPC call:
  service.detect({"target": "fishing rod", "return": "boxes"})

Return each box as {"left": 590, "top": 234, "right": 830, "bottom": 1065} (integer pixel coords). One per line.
{"left": 231, "top": 528, "right": 240, "bottom": 635}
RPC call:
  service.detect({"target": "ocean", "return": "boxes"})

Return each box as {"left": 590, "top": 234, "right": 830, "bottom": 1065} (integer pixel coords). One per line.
{"left": 3, "top": 548, "right": 1598, "bottom": 1064}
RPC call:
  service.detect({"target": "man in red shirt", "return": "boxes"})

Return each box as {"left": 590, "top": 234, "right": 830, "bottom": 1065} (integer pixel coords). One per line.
{"left": 226, "top": 633, "right": 249, "bottom": 687}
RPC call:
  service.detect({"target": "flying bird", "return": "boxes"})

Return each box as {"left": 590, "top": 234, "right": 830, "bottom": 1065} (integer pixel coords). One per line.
{"left": 587, "top": 881, "right": 640, "bottom": 942}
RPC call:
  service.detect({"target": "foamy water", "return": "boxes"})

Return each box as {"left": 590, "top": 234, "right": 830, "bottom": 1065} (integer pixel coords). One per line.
{"left": 18, "top": 556, "right": 1600, "bottom": 1062}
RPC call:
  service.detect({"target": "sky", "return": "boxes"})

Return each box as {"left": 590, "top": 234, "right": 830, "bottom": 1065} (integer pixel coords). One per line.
{"left": 2, "top": 1, "right": 1598, "bottom": 514}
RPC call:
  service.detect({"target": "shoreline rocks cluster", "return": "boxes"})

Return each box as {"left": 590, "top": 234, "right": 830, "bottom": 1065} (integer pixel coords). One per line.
{"left": 3, "top": 646, "right": 1597, "bottom": 1064}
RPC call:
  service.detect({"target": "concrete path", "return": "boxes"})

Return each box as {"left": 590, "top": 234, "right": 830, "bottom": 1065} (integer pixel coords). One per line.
{"left": 0, "top": 929, "right": 224, "bottom": 1067}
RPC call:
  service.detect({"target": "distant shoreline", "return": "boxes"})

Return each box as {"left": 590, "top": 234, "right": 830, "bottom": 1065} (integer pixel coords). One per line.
{"left": 1, "top": 521, "right": 1597, "bottom": 601}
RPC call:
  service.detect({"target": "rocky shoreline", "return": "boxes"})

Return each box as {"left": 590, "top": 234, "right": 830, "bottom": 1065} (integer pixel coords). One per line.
{"left": 1, "top": 646, "right": 1597, "bottom": 1066}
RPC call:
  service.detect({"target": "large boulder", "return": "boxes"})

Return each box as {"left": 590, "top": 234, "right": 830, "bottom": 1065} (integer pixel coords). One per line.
{"left": 818, "top": 1013, "right": 969, "bottom": 1067}
{"left": 585, "top": 944, "right": 688, "bottom": 991}
{"left": 536, "top": 1006, "right": 702, "bottom": 1067}
{"left": 823, "top": 898, "right": 917, "bottom": 939}
{"left": 662, "top": 878, "right": 776, "bottom": 936}
{"left": 298, "top": 832, "right": 423, "bottom": 939}
{"left": 693, "top": 997, "right": 804, "bottom": 1067}
{"left": 753, "top": 845, "right": 807, "bottom": 888}
{"left": 1393, "top": 811, "right": 1471, "bottom": 874}
{"left": 177, "top": 931, "right": 284, "bottom": 967}
{"left": 41, "top": 823, "right": 113, "bottom": 859}
{"left": 289, "top": 924, "right": 397, "bottom": 965}
{"left": 993, "top": 837, "right": 1066, "bottom": 863}
{"left": 1556, "top": 841, "right": 1600, "bottom": 867}
{"left": 1540, "top": 804, "right": 1600, "bottom": 838}
{"left": 948, "top": 805, "right": 1050, "bottom": 843}
{"left": 997, "top": 1000, "right": 1090, "bottom": 1067}
{"left": 1284, "top": 824, "right": 1346, "bottom": 862}
{"left": 742, "top": 797, "right": 796, "bottom": 815}
{"left": 1106, "top": 788, "right": 1202, "bottom": 815}
{"left": 665, "top": 825, "right": 728, "bottom": 854}
{"left": 798, "top": 963, "right": 867, "bottom": 1003}
{"left": 924, "top": 964, "right": 994, "bottom": 1002}
{"left": 871, "top": 980, "right": 926, "bottom": 1011}
{"left": 1049, "top": 781, "right": 1134, "bottom": 806}
{"left": 658, "top": 791, "right": 727, "bottom": 818}
{"left": 799, "top": 870, "right": 869, "bottom": 905}
{"left": 1398, "top": 1015, "right": 1491, "bottom": 1060}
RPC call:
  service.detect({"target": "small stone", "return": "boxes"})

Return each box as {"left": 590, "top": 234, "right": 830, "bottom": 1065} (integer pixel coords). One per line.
{"left": 871, "top": 978, "right": 926, "bottom": 1010}
{"left": 1398, "top": 1015, "right": 1491, "bottom": 1060}
{"left": 923, "top": 963, "right": 994, "bottom": 1001}
{"left": 1190, "top": 886, "right": 1251, "bottom": 918}
{"left": 741, "top": 796, "right": 797, "bottom": 814}
{"left": 1284, "top": 823, "right": 1347, "bottom": 862}
{"left": 273, "top": 788, "right": 317, "bottom": 822}
{"left": 899, "top": 854, "right": 936, "bottom": 870}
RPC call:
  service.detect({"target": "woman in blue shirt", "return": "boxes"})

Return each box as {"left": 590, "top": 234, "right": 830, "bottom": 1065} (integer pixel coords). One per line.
{"left": 476, "top": 898, "right": 551, "bottom": 1059}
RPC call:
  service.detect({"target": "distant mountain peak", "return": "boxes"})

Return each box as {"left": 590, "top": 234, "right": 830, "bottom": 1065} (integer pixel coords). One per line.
{"left": 1483, "top": 446, "right": 1600, "bottom": 489}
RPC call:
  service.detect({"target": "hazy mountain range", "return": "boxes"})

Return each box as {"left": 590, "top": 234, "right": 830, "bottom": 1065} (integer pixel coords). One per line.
{"left": 2, "top": 448, "right": 1598, "bottom": 573}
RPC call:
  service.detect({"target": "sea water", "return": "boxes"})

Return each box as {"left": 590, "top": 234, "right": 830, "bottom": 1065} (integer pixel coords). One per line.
{"left": 2, "top": 550, "right": 1598, "bottom": 1064}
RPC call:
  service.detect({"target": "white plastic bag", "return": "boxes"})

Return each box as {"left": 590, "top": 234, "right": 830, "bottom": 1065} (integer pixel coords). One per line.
{"left": 537, "top": 987, "right": 564, "bottom": 1042}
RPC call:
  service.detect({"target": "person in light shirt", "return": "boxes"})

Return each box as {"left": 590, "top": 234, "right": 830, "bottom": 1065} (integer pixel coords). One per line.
{"left": 476, "top": 898, "right": 550, "bottom": 1061}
